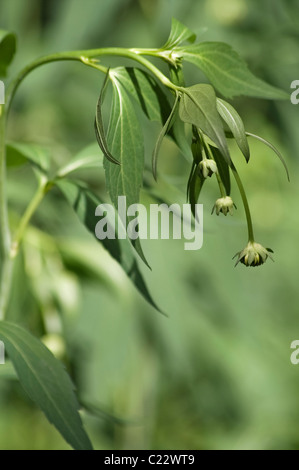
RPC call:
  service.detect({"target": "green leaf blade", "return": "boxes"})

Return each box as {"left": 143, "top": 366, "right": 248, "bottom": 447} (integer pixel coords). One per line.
{"left": 56, "top": 180, "right": 162, "bottom": 313}
{"left": 6, "top": 142, "right": 51, "bottom": 176}
{"left": 163, "top": 18, "right": 196, "bottom": 49}
{"left": 0, "top": 321, "right": 93, "bottom": 450}
{"left": 246, "top": 132, "right": 290, "bottom": 181}
{"left": 152, "top": 93, "right": 179, "bottom": 180}
{"left": 112, "top": 67, "right": 192, "bottom": 161}
{"left": 180, "top": 42, "right": 288, "bottom": 100}
{"left": 104, "top": 75, "right": 149, "bottom": 267}
{"left": 179, "top": 84, "right": 231, "bottom": 164}
{"left": 57, "top": 143, "right": 102, "bottom": 178}
{"left": 188, "top": 165, "right": 205, "bottom": 218}
{"left": 0, "top": 30, "right": 16, "bottom": 77}
{"left": 95, "top": 71, "right": 120, "bottom": 166}
{"left": 210, "top": 146, "right": 231, "bottom": 195}
{"left": 217, "top": 98, "right": 250, "bottom": 162}
{"left": 112, "top": 67, "right": 168, "bottom": 123}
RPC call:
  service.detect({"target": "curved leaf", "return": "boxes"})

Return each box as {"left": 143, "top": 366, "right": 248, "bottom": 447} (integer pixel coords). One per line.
{"left": 163, "top": 18, "right": 196, "bottom": 49}
{"left": 113, "top": 67, "right": 192, "bottom": 161}
{"left": 6, "top": 141, "right": 51, "bottom": 174}
{"left": 95, "top": 70, "right": 120, "bottom": 165}
{"left": 246, "top": 132, "right": 290, "bottom": 181}
{"left": 56, "top": 180, "right": 163, "bottom": 314}
{"left": 210, "top": 146, "right": 231, "bottom": 195}
{"left": 217, "top": 98, "right": 250, "bottom": 162}
{"left": 0, "top": 30, "right": 16, "bottom": 77}
{"left": 112, "top": 67, "right": 169, "bottom": 122}
{"left": 57, "top": 143, "right": 102, "bottom": 178}
{"left": 188, "top": 165, "right": 205, "bottom": 218}
{"left": 104, "top": 74, "right": 149, "bottom": 267}
{"left": 179, "top": 84, "right": 231, "bottom": 164}
{"left": 152, "top": 93, "right": 179, "bottom": 180}
{"left": 0, "top": 321, "right": 93, "bottom": 450}
{"left": 180, "top": 42, "right": 288, "bottom": 100}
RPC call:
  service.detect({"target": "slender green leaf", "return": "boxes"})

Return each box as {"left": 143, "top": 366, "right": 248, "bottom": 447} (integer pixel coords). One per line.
{"left": 113, "top": 67, "right": 192, "bottom": 161}
{"left": 112, "top": 67, "right": 169, "bottom": 122}
{"left": 57, "top": 143, "right": 102, "bottom": 178}
{"left": 0, "top": 321, "right": 93, "bottom": 450}
{"left": 95, "top": 70, "right": 120, "bottom": 165}
{"left": 163, "top": 18, "right": 196, "bottom": 49}
{"left": 188, "top": 164, "right": 205, "bottom": 218}
{"left": 217, "top": 98, "right": 250, "bottom": 162}
{"left": 6, "top": 142, "right": 51, "bottom": 173}
{"left": 179, "top": 42, "right": 288, "bottom": 100}
{"left": 246, "top": 132, "right": 290, "bottom": 181}
{"left": 152, "top": 93, "right": 179, "bottom": 180}
{"left": 210, "top": 146, "right": 231, "bottom": 195}
{"left": 179, "top": 84, "right": 231, "bottom": 164}
{"left": 56, "top": 180, "right": 162, "bottom": 313}
{"left": 104, "top": 75, "right": 149, "bottom": 267}
{"left": 187, "top": 161, "right": 196, "bottom": 202}
{"left": 0, "top": 30, "right": 16, "bottom": 77}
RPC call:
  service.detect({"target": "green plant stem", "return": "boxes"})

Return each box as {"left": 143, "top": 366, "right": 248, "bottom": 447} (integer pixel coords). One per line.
{"left": 0, "top": 106, "right": 10, "bottom": 258}
{"left": 0, "top": 175, "right": 50, "bottom": 319}
{"left": 215, "top": 173, "right": 226, "bottom": 198}
{"left": 11, "top": 178, "right": 50, "bottom": 259}
{"left": 6, "top": 47, "right": 178, "bottom": 111}
{"left": 0, "top": 105, "right": 12, "bottom": 321}
{"left": 231, "top": 164, "right": 255, "bottom": 242}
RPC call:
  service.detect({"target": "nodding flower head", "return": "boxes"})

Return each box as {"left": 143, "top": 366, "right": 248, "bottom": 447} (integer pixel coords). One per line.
{"left": 199, "top": 159, "right": 218, "bottom": 179}
{"left": 212, "top": 196, "right": 236, "bottom": 216}
{"left": 233, "top": 241, "right": 274, "bottom": 267}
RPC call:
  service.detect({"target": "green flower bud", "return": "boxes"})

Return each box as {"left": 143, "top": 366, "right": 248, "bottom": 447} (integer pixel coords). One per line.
{"left": 199, "top": 159, "right": 218, "bottom": 178}
{"left": 233, "top": 241, "right": 274, "bottom": 267}
{"left": 212, "top": 196, "right": 236, "bottom": 216}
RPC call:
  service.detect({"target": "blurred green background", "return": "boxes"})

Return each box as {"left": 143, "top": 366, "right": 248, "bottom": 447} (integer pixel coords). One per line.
{"left": 1, "top": 0, "right": 299, "bottom": 450}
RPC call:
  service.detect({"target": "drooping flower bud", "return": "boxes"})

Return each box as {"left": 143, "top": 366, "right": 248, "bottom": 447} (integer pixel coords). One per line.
{"left": 198, "top": 159, "right": 217, "bottom": 178}
{"left": 212, "top": 196, "right": 236, "bottom": 216}
{"left": 233, "top": 241, "right": 274, "bottom": 267}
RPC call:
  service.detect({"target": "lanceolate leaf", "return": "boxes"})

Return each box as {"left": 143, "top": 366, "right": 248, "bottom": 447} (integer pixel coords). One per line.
{"left": 210, "top": 146, "right": 231, "bottom": 195}
{"left": 179, "top": 84, "right": 231, "bottom": 164}
{"left": 112, "top": 67, "right": 169, "bottom": 122}
{"left": 56, "top": 180, "right": 162, "bottom": 313}
{"left": 104, "top": 75, "right": 149, "bottom": 267}
{"left": 188, "top": 165, "right": 205, "bottom": 218}
{"left": 246, "top": 132, "right": 290, "bottom": 181}
{"left": 152, "top": 93, "right": 179, "bottom": 180}
{"left": 6, "top": 142, "right": 51, "bottom": 173}
{"left": 57, "top": 143, "right": 102, "bottom": 178}
{"left": 179, "top": 42, "right": 288, "bottom": 100}
{"left": 163, "top": 18, "right": 196, "bottom": 49}
{"left": 0, "top": 30, "right": 16, "bottom": 77}
{"left": 0, "top": 321, "right": 93, "bottom": 450}
{"left": 113, "top": 67, "right": 192, "bottom": 161}
{"left": 217, "top": 98, "right": 250, "bottom": 162}
{"left": 95, "top": 71, "right": 120, "bottom": 165}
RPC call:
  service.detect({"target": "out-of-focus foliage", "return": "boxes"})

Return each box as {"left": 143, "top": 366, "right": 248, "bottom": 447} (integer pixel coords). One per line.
{"left": 0, "top": 0, "right": 298, "bottom": 450}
